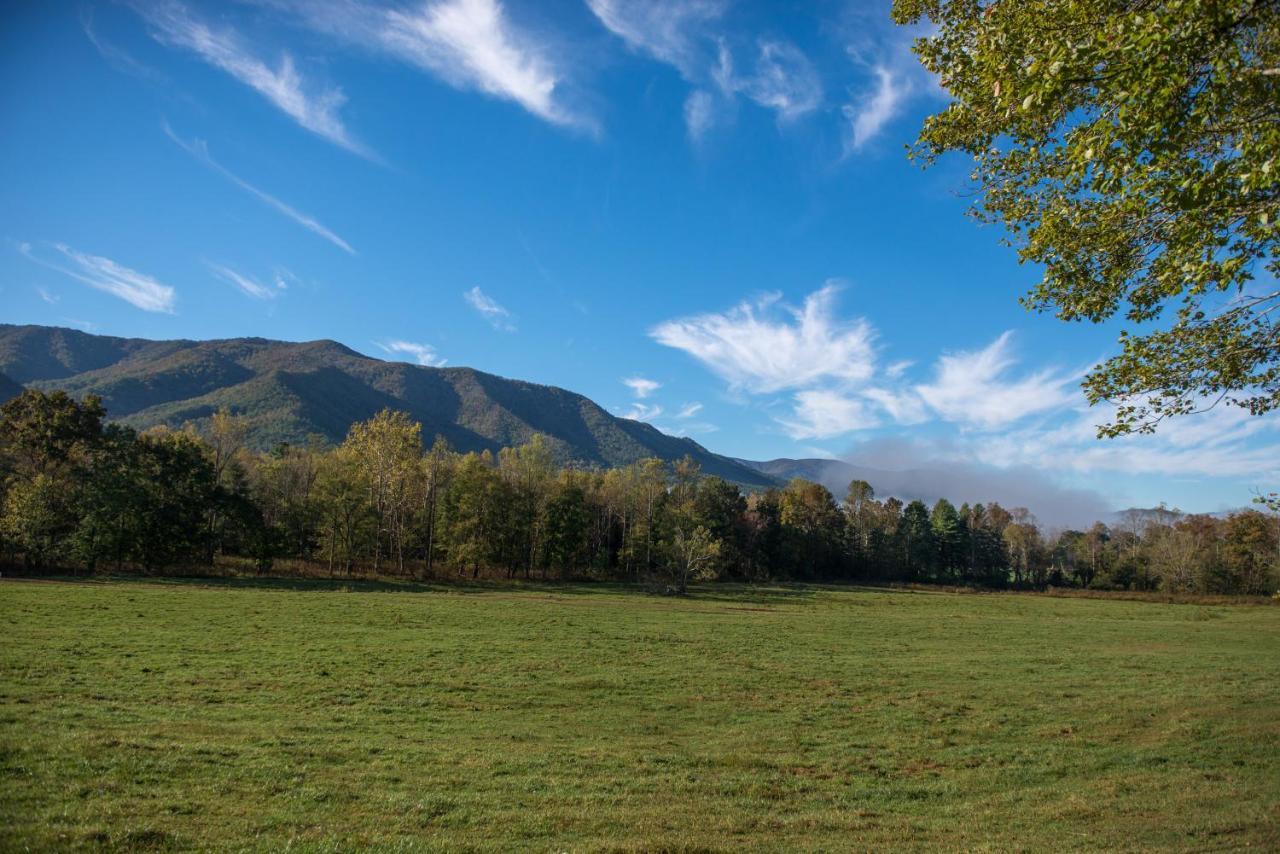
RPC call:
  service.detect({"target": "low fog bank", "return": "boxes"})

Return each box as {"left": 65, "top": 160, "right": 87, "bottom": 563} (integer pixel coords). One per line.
{"left": 751, "top": 439, "right": 1113, "bottom": 531}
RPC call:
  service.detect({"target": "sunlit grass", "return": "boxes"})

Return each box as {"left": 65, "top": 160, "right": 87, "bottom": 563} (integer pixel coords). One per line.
{"left": 3, "top": 578, "right": 1278, "bottom": 850}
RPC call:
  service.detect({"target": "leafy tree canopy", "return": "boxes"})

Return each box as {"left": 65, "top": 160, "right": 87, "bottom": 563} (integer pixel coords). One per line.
{"left": 894, "top": 0, "right": 1280, "bottom": 435}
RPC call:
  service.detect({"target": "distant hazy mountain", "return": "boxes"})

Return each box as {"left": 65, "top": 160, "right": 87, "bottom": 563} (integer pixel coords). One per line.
{"left": 0, "top": 325, "right": 773, "bottom": 487}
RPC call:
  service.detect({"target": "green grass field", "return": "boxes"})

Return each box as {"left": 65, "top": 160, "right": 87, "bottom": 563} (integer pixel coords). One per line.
{"left": 3, "top": 579, "right": 1278, "bottom": 851}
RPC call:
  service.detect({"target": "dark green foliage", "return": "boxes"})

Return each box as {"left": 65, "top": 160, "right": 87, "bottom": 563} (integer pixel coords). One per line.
{"left": 0, "top": 395, "right": 1274, "bottom": 592}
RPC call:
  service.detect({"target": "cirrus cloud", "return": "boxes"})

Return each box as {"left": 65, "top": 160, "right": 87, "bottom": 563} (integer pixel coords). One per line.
{"left": 20, "top": 242, "right": 176, "bottom": 314}
{"left": 914, "top": 332, "right": 1078, "bottom": 429}
{"left": 377, "top": 339, "right": 447, "bottom": 367}
{"left": 650, "top": 283, "right": 876, "bottom": 394}
{"left": 136, "top": 0, "right": 370, "bottom": 157}
{"left": 464, "top": 286, "right": 516, "bottom": 331}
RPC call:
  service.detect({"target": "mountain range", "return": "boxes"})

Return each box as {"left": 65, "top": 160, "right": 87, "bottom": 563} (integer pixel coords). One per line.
{"left": 0, "top": 325, "right": 1132, "bottom": 526}
{"left": 0, "top": 324, "right": 775, "bottom": 487}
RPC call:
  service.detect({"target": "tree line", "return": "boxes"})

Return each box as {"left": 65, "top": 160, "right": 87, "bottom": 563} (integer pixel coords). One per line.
{"left": 1, "top": 390, "right": 1276, "bottom": 595}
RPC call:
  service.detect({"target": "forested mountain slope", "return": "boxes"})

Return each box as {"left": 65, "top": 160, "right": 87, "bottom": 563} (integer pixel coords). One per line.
{"left": 0, "top": 325, "right": 773, "bottom": 486}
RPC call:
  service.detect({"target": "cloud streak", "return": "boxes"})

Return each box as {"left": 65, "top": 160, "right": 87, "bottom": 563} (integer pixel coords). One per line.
{"left": 272, "top": 0, "right": 586, "bottom": 130}
{"left": 464, "top": 286, "right": 515, "bottom": 331}
{"left": 728, "top": 40, "right": 822, "bottom": 121}
{"left": 618, "top": 402, "right": 663, "bottom": 422}
{"left": 137, "top": 1, "right": 369, "bottom": 156}
{"left": 164, "top": 122, "right": 355, "bottom": 254}
{"left": 587, "top": 1, "right": 819, "bottom": 135}
{"left": 586, "top": 0, "right": 724, "bottom": 78}
{"left": 382, "top": 0, "right": 585, "bottom": 128}
{"left": 20, "top": 242, "right": 176, "bottom": 313}
{"left": 780, "top": 389, "right": 880, "bottom": 440}
{"left": 843, "top": 65, "right": 907, "bottom": 151}
{"left": 915, "top": 332, "right": 1077, "bottom": 428}
{"left": 675, "top": 402, "right": 703, "bottom": 419}
{"left": 207, "top": 262, "right": 278, "bottom": 300}
{"left": 623, "top": 376, "right": 661, "bottom": 398}
{"left": 651, "top": 284, "right": 876, "bottom": 393}
{"left": 378, "top": 340, "right": 447, "bottom": 367}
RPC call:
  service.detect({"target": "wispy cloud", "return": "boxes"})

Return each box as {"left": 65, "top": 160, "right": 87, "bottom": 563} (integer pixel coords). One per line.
{"left": 658, "top": 420, "right": 718, "bottom": 437}
{"left": 82, "top": 8, "right": 165, "bottom": 82}
{"left": 683, "top": 89, "right": 715, "bottom": 140}
{"left": 623, "top": 376, "right": 661, "bottom": 398}
{"left": 137, "top": 1, "right": 369, "bottom": 156}
{"left": 464, "top": 285, "right": 516, "bottom": 331}
{"left": 164, "top": 122, "right": 355, "bottom": 254}
{"left": 587, "top": 0, "right": 724, "bottom": 78}
{"left": 588, "top": 1, "right": 818, "bottom": 133}
{"left": 272, "top": 267, "right": 299, "bottom": 290}
{"left": 914, "top": 332, "right": 1077, "bottom": 429}
{"left": 675, "top": 402, "right": 703, "bottom": 419}
{"left": 20, "top": 242, "right": 176, "bottom": 313}
{"left": 779, "top": 389, "right": 878, "bottom": 440}
{"left": 837, "top": 8, "right": 945, "bottom": 153}
{"left": 381, "top": 0, "right": 585, "bottom": 128}
{"left": 861, "top": 386, "right": 929, "bottom": 425}
{"left": 651, "top": 283, "right": 875, "bottom": 393}
{"left": 207, "top": 262, "right": 278, "bottom": 300}
{"left": 274, "top": 0, "right": 586, "bottom": 129}
{"left": 36, "top": 287, "right": 59, "bottom": 305}
{"left": 618, "top": 402, "right": 663, "bottom": 421}
{"left": 843, "top": 65, "right": 907, "bottom": 152}
{"left": 727, "top": 40, "right": 822, "bottom": 121}
{"left": 378, "top": 339, "right": 447, "bottom": 367}
{"left": 652, "top": 283, "right": 1091, "bottom": 442}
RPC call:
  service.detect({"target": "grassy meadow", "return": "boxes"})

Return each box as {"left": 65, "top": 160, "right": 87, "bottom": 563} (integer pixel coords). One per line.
{"left": 2, "top": 578, "right": 1278, "bottom": 851}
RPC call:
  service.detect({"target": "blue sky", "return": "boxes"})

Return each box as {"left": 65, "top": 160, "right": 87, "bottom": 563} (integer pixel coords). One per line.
{"left": 2, "top": 0, "right": 1276, "bottom": 520}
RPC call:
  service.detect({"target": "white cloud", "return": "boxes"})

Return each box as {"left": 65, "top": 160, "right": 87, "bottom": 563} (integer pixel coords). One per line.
{"left": 915, "top": 332, "right": 1077, "bottom": 428}
{"left": 731, "top": 40, "right": 822, "bottom": 121}
{"left": 658, "top": 420, "right": 718, "bottom": 437}
{"left": 20, "top": 243, "right": 176, "bottom": 314}
{"left": 675, "top": 402, "right": 703, "bottom": 419}
{"left": 975, "top": 402, "right": 1280, "bottom": 481}
{"left": 164, "top": 122, "right": 355, "bottom": 254}
{"left": 384, "top": 0, "right": 576, "bottom": 126}
{"left": 779, "top": 389, "right": 879, "bottom": 440}
{"left": 618, "top": 402, "right": 663, "bottom": 422}
{"left": 208, "top": 262, "right": 277, "bottom": 300}
{"left": 586, "top": 0, "right": 724, "bottom": 78}
{"left": 651, "top": 283, "right": 876, "bottom": 393}
{"left": 843, "top": 65, "right": 907, "bottom": 151}
{"left": 137, "top": 1, "right": 368, "bottom": 156}
{"left": 378, "top": 339, "right": 447, "bottom": 367}
{"left": 862, "top": 386, "right": 929, "bottom": 424}
{"left": 623, "top": 376, "right": 661, "bottom": 398}
{"left": 464, "top": 285, "right": 516, "bottom": 331}
{"left": 885, "top": 359, "right": 912, "bottom": 379}
{"left": 684, "top": 89, "right": 715, "bottom": 140}
{"left": 272, "top": 267, "right": 298, "bottom": 290}
{"left": 589, "top": 2, "right": 817, "bottom": 128}
{"left": 36, "top": 287, "right": 59, "bottom": 305}
{"left": 264, "top": 0, "right": 587, "bottom": 128}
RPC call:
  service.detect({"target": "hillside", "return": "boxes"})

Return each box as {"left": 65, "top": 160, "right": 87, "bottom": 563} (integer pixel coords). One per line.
{"left": 0, "top": 372, "right": 23, "bottom": 405}
{"left": 0, "top": 325, "right": 772, "bottom": 486}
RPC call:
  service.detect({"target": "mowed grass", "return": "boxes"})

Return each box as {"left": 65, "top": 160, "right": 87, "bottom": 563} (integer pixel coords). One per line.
{"left": 2, "top": 579, "right": 1278, "bottom": 851}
